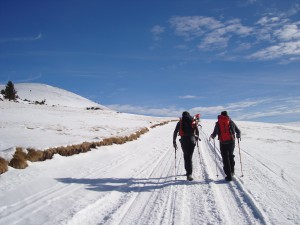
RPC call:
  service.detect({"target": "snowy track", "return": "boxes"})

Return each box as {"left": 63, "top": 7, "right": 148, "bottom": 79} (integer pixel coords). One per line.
{"left": 1, "top": 122, "right": 299, "bottom": 225}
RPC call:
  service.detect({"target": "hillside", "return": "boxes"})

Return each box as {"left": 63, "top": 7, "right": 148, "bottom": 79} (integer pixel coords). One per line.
{"left": 0, "top": 83, "right": 170, "bottom": 161}
{"left": 1, "top": 83, "right": 107, "bottom": 109}
{"left": 0, "top": 83, "right": 299, "bottom": 225}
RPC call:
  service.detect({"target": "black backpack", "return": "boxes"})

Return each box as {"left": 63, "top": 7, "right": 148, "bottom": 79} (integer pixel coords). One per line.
{"left": 179, "top": 115, "right": 195, "bottom": 136}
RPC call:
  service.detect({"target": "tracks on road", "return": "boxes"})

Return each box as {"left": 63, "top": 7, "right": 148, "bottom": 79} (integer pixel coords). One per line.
{"left": 0, "top": 123, "right": 272, "bottom": 225}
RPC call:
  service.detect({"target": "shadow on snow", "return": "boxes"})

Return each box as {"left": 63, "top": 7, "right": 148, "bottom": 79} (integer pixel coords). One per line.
{"left": 55, "top": 175, "right": 221, "bottom": 193}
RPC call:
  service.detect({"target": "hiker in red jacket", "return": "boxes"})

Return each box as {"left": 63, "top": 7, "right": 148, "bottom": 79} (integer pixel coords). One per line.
{"left": 210, "top": 111, "right": 241, "bottom": 181}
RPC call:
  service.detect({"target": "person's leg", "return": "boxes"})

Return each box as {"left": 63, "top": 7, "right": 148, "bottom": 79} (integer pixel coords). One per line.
{"left": 186, "top": 142, "right": 195, "bottom": 176}
{"left": 220, "top": 144, "right": 232, "bottom": 179}
{"left": 180, "top": 139, "right": 195, "bottom": 177}
{"left": 228, "top": 143, "right": 235, "bottom": 175}
{"left": 180, "top": 139, "right": 190, "bottom": 175}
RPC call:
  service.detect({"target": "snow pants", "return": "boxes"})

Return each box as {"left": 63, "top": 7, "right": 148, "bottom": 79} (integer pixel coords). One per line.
{"left": 220, "top": 142, "right": 235, "bottom": 177}
{"left": 180, "top": 136, "right": 196, "bottom": 176}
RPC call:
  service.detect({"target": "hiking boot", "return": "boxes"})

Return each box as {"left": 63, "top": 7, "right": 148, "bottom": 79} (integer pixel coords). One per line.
{"left": 225, "top": 176, "right": 232, "bottom": 182}
{"left": 187, "top": 175, "right": 194, "bottom": 181}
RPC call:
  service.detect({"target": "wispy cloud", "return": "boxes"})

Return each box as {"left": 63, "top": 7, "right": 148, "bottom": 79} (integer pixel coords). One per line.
{"left": 178, "top": 95, "right": 203, "bottom": 99}
{"left": 249, "top": 17, "right": 300, "bottom": 61}
{"left": 249, "top": 41, "right": 300, "bottom": 60}
{"left": 238, "top": 0, "right": 260, "bottom": 7}
{"left": 0, "top": 33, "right": 42, "bottom": 43}
{"left": 167, "top": 11, "right": 300, "bottom": 63}
{"left": 279, "top": 3, "right": 300, "bottom": 17}
{"left": 107, "top": 97, "right": 300, "bottom": 123}
{"left": 247, "top": 0, "right": 258, "bottom": 4}
{"left": 107, "top": 104, "right": 183, "bottom": 117}
{"left": 150, "top": 25, "right": 165, "bottom": 41}
{"left": 169, "top": 16, "right": 222, "bottom": 40}
{"left": 190, "top": 97, "right": 300, "bottom": 122}
{"left": 189, "top": 99, "right": 268, "bottom": 117}
{"left": 169, "top": 16, "right": 253, "bottom": 50}
{"left": 15, "top": 74, "right": 43, "bottom": 83}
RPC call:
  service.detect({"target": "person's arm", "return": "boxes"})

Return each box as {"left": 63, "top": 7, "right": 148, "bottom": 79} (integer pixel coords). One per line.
{"left": 173, "top": 122, "right": 180, "bottom": 143}
{"left": 210, "top": 122, "right": 219, "bottom": 139}
{"left": 173, "top": 122, "right": 180, "bottom": 150}
{"left": 232, "top": 121, "right": 241, "bottom": 139}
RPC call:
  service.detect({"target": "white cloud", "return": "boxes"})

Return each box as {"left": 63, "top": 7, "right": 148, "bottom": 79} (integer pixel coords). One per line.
{"left": 198, "top": 33, "right": 230, "bottom": 49}
{"left": 249, "top": 15, "right": 300, "bottom": 61}
{"left": 279, "top": 3, "right": 300, "bottom": 17}
{"left": 237, "top": 106, "right": 300, "bottom": 121}
{"left": 225, "top": 19, "right": 253, "bottom": 36}
{"left": 150, "top": 25, "right": 165, "bottom": 41}
{"left": 169, "top": 16, "right": 252, "bottom": 50}
{"left": 192, "top": 97, "right": 300, "bottom": 122}
{"left": 107, "top": 97, "right": 300, "bottom": 123}
{"left": 15, "top": 74, "right": 43, "bottom": 83}
{"left": 167, "top": 12, "right": 300, "bottom": 62}
{"left": 279, "top": 56, "right": 300, "bottom": 64}
{"left": 239, "top": 0, "right": 260, "bottom": 6}
{"left": 189, "top": 106, "right": 225, "bottom": 116}
{"left": 247, "top": 0, "right": 258, "bottom": 4}
{"left": 178, "top": 95, "right": 202, "bottom": 99}
{"left": 256, "top": 16, "right": 281, "bottom": 26}
{"left": 189, "top": 99, "right": 269, "bottom": 117}
{"left": 249, "top": 40, "right": 300, "bottom": 60}
{"left": 169, "top": 16, "right": 222, "bottom": 40}
{"left": 274, "top": 24, "right": 300, "bottom": 41}
{"left": 0, "top": 33, "right": 42, "bottom": 43}
{"left": 107, "top": 104, "right": 183, "bottom": 117}
{"left": 235, "top": 42, "right": 252, "bottom": 51}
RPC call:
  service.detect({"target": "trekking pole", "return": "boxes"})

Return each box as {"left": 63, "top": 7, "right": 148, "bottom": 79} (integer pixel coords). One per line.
{"left": 174, "top": 144, "right": 177, "bottom": 180}
{"left": 214, "top": 139, "right": 219, "bottom": 177}
{"left": 196, "top": 138, "right": 202, "bottom": 173}
{"left": 237, "top": 139, "right": 244, "bottom": 177}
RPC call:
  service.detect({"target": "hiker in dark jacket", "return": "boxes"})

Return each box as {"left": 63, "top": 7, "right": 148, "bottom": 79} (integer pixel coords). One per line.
{"left": 210, "top": 111, "right": 241, "bottom": 181}
{"left": 173, "top": 111, "right": 200, "bottom": 181}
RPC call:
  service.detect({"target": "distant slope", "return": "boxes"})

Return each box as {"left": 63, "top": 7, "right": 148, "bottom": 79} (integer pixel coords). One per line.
{"left": 0, "top": 82, "right": 171, "bottom": 159}
{"left": 1, "top": 83, "right": 108, "bottom": 109}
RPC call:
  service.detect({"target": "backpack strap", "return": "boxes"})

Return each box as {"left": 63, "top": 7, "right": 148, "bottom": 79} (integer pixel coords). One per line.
{"left": 179, "top": 119, "right": 184, "bottom": 136}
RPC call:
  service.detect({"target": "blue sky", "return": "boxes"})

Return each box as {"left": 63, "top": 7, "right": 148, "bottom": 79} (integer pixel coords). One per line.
{"left": 0, "top": 0, "right": 299, "bottom": 123}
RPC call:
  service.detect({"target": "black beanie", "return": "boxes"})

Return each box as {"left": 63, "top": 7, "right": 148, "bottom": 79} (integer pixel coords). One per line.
{"left": 182, "top": 111, "right": 190, "bottom": 117}
{"left": 221, "top": 111, "right": 228, "bottom": 116}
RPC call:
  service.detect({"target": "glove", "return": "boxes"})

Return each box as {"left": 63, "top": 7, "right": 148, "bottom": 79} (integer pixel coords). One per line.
{"left": 210, "top": 134, "right": 215, "bottom": 140}
{"left": 173, "top": 142, "right": 178, "bottom": 150}
{"left": 236, "top": 133, "right": 241, "bottom": 139}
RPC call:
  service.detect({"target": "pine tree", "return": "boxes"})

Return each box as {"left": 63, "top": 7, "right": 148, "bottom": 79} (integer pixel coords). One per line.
{"left": 4, "top": 81, "right": 18, "bottom": 101}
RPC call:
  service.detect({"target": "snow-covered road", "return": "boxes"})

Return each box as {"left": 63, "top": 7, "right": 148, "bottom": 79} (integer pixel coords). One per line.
{"left": 0, "top": 122, "right": 299, "bottom": 225}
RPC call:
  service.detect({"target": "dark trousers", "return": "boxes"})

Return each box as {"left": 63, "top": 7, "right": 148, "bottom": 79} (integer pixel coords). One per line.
{"left": 220, "top": 142, "right": 235, "bottom": 177}
{"left": 180, "top": 136, "right": 196, "bottom": 176}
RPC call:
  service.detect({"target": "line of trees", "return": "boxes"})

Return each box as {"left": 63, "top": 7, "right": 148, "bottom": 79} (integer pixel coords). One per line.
{"left": 1, "top": 81, "right": 18, "bottom": 101}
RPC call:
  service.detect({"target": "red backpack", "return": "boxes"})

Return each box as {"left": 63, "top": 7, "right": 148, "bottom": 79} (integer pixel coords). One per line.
{"left": 218, "top": 115, "right": 234, "bottom": 142}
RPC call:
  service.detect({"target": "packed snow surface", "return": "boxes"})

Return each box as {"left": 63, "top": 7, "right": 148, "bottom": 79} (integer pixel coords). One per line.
{"left": 0, "top": 83, "right": 300, "bottom": 225}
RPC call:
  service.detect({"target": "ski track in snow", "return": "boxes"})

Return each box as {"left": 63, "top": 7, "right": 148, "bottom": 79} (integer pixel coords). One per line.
{"left": 0, "top": 122, "right": 299, "bottom": 225}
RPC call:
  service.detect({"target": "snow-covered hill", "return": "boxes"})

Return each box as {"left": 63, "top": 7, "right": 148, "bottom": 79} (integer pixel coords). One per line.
{"left": 1, "top": 83, "right": 108, "bottom": 109}
{"left": 0, "top": 83, "right": 300, "bottom": 225}
{"left": 0, "top": 83, "right": 170, "bottom": 160}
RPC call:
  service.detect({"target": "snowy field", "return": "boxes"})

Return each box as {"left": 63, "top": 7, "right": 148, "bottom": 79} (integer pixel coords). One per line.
{"left": 0, "top": 83, "right": 300, "bottom": 225}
